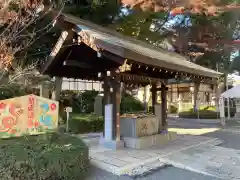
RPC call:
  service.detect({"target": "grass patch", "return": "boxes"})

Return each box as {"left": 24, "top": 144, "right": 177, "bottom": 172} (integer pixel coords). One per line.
{"left": 0, "top": 133, "right": 89, "bottom": 180}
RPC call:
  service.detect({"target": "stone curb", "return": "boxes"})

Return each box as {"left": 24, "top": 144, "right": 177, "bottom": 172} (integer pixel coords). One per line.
{"left": 169, "top": 117, "right": 221, "bottom": 124}
{"left": 158, "top": 158, "right": 224, "bottom": 179}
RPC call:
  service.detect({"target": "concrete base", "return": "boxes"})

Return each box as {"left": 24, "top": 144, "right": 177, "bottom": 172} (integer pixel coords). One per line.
{"left": 235, "top": 112, "right": 240, "bottom": 118}
{"left": 220, "top": 117, "right": 226, "bottom": 126}
{"left": 99, "top": 134, "right": 124, "bottom": 150}
{"left": 122, "top": 132, "right": 177, "bottom": 149}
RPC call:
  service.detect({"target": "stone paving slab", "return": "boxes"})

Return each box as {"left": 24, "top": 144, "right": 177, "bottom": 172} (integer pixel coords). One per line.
{"left": 160, "top": 144, "right": 240, "bottom": 180}
{"left": 83, "top": 135, "right": 222, "bottom": 176}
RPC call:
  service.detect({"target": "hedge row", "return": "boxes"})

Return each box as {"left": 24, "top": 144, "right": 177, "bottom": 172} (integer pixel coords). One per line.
{"left": 69, "top": 115, "right": 104, "bottom": 134}
{"left": 0, "top": 133, "right": 89, "bottom": 180}
{"left": 178, "top": 108, "right": 236, "bottom": 119}
{"left": 178, "top": 110, "right": 218, "bottom": 119}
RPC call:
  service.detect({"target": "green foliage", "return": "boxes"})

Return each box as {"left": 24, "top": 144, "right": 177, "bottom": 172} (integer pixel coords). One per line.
{"left": 178, "top": 110, "right": 218, "bottom": 119}
{"left": 60, "top": 90, "right": 99, "bottom": 113}
{"left": 64, "top": 0, "right": 120, "bottom": 25}
{"left": 179, "top": 106, "right": 236, "bottom": 119}
{"left": 0, "top": 86, "right": 39, "bottom": 100}
{"left": 120, "top": 93, "right": 145, "bottom": 113}
{"left": 0, "top": 133, "right": 89, "bottom": 180}
{"left": 60, "top": 90, "right": 144, "bottom": 114}
{"left": 80, "top": 91, "right": 99, "bottom": 113}
{"left": 69, "top": 113, "right": 104, "bottom": 134}
{"left": 168, "top": 105, "right": 178, "bottom": 113}
{"left": 115, "top": 11, "right": 167, "bottom": 43}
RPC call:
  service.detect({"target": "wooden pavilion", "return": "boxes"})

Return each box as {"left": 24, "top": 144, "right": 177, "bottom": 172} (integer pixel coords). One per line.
{"left": 41, "top": 13, "right": 222, "bottom": 149}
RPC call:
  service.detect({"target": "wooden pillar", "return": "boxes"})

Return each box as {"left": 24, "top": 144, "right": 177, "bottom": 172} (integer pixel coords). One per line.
{"left": 161, "top": 83, "right": 168, "bottom": 131}
{"left": 152, "top": 83, "right": 157, "bottom": 114}
{"left": 112, "top": 78, "right": 121, "bottom": 141}
{"left": 143, "top": 86, "right": 148, "bottom": 113}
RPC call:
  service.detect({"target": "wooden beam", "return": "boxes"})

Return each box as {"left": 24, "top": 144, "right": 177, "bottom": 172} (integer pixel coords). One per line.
{"left": 41, "top": 29, "right": 74, "bottom": 74}
{"left": 63, "top": 60, "right": 92, "bottom": 68}
{"left": 101, "top": 51, "right": 125, "bottom": 64}
{"left": 118, "top": 73, "right": 163, "bottom": 85}
{"left": 150, "top": 87, "right": 169, "bottom": 91}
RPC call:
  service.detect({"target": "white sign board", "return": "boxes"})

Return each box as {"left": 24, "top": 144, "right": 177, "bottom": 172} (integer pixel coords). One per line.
{"left": 66, "top": 107, "right": 72, "bottom": 113}
{"left": 65, "top": 107, "right": 72, "bottom": 132}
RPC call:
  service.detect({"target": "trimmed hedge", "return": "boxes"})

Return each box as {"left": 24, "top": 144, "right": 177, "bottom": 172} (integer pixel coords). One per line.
{"left": 178, "top": 108, "right": 236, "bottom": 119}
{"left": 178, "top": 105, "right": 236, "bottom": 119}
{"left": 0, "top": 133, "right": 89, "bottom": 180}
{"left": 178, "top": 110, "right": 218, "bottom": 119}
{"left": 69, "top": 114, "right": 104, "bottom": 134}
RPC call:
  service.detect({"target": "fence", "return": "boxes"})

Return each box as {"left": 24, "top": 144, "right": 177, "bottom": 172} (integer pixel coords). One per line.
{"left": 61, "top": 78, "right": 102, "bottom": 91}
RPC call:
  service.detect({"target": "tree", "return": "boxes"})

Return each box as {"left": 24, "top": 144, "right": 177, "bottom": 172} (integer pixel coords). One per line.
{"left": 63, "top": 0, "right": 121, "bottom": 25}
{"left": 0, "top": 0, "right": 63, "bottom": 90}
{"left": 110, "top": 1, "right": 240, "bottom": 109}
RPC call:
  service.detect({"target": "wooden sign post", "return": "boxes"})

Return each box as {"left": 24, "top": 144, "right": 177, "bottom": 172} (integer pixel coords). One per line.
{"left": 65, "top": 107, "right": 72, "bottom": 133}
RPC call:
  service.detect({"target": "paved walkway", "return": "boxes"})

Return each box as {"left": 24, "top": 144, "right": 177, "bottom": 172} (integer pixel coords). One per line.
{"left": 79, "top": 134, "right": 222, "bottom": 176}
{"left": 80, "top": 118, "right": 240, "bottom": 179}
{"left": 86, "top": 166, "right": 222, "bottom": 180}
{"left": 161, "top": 144, "right": 240, "bottom": 180}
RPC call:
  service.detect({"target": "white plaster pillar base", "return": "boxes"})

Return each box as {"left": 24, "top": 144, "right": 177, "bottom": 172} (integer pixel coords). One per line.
{"left": 220, "top": 117, "right": 226, "bottom": 126}
{"left": 99, "top": 104, "right": 124, "bottom": 150}
{"left": 154, "top": 104, "right": 162, "bottom": 132}
{"left": 99, "top": 137, "right": 124, "bottom": 150}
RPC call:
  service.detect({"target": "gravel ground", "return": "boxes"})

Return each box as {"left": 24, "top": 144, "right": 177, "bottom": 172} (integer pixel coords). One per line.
{"left": 86, "top": 166, "right": 222, "bottom": 180}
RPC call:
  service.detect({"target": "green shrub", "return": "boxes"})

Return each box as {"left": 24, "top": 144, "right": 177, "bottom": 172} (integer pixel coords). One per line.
{"left": 80, "top": 91, "right": 99, "bottom": 113}
{"left": 178, "top": 110, "right": 218, "bottom": 119}
{"left": 69, "top": 114, "right": 104, "bottom": 134}
{"left": 0, "top": 133, "right": 89, "bottom": 180}
{"left": 168, "top": 105, "right": 178, "bottom": 113}
{"left": 120, "top": 93, "right": 144, "bottom": 113}
{"left": 179, "top": 107, "right": 236, "bottom": 119}
{"left": 60, "top": 91, "right": 145, "bottom": 114}
{"left": 60, "top": 90, "right": 99, "bottom": 113}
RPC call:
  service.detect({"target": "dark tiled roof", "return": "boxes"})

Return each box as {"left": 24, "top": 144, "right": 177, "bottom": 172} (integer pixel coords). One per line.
{"left": 59, "top": 13, "right": 222, "bottom": 79}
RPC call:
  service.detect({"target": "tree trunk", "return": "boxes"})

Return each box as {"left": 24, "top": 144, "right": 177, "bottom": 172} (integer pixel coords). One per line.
{"left": 51, "top": 77, "right": 63, "bottom": 125}
{"left": 193, "top": 81, "right": 200, "bottom": 112}
{"left": 51, "top": 77, "right": 62, "bottom": 101}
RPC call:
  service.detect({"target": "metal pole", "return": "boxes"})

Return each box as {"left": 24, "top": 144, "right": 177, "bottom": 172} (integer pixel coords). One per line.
{"left": 226, "top": 75, "right": 230, "bottom": 119}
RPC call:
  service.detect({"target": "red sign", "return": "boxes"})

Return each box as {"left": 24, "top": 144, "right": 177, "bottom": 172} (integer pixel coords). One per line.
{"left": 28, "top": 96, "right": 34, "bottom": 127}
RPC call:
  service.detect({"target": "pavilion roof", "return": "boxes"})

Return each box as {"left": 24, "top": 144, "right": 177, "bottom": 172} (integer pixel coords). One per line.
{"left": 60, "top": 13, "right": 222, "bottom": 79}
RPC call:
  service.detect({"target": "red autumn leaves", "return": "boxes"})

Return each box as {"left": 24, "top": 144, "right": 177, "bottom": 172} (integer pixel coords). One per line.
{"left": 121, "top": 0, "right": 240, "bottom": 15}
